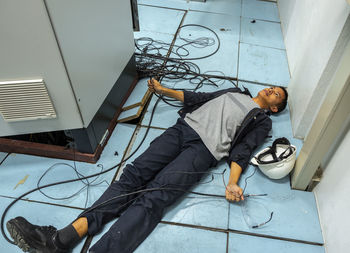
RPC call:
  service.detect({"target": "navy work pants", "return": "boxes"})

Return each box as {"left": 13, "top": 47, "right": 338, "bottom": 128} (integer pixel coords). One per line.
{"left": 82, "top": 118, "right": 217, "bottom": 253}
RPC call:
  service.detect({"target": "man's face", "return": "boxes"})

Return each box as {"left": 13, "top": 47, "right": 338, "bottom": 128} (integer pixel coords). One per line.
{"left": 258, "top": 87, "right": 286, "bottom": 112}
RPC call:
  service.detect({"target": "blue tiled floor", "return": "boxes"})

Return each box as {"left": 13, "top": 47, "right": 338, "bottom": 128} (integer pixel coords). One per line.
{"left": 242, "top": 0, "right": 280, "bottom": 22}
{"left": 138, "top": 0, "right": 190, "bottom": 11}
{"left": 228, "top": 233, "right": 325, "bottom": 253}
{"left": 0, "top": 152, "right": 7, "bottom": 161}
{"left": 137, "top": 5, "right": 185, "bottom": 35}
{"left": 189, "top": 0, "right": 241, "bottom": 17}
{"left": 240, "top": 17, "right": 285, "bottom": 49}
{"left": 176, "top": 12, "right": 240, "bottom": 77}
{"left": 238, "top": 43, "right": 290, "bottom": 86}
{"left": 0, "top": 1, "right": 324, "bottom": 252}
{"left": 90, "top": 222, "right": 227, "bottom": 253}
{"left": 135, "top": 224, "right": 227, "bottom": 253}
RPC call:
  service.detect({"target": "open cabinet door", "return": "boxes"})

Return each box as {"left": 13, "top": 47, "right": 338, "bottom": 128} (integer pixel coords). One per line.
{"left": 291, "top": 39, "right": 350, "bottom": 190}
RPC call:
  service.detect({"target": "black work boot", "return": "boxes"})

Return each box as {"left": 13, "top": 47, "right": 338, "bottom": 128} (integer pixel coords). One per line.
{"left": 6, "top": 216, "right": 70, "bottom": 253}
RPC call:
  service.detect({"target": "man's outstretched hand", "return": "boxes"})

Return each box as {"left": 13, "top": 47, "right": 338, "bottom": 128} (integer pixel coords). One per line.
{"left": 225, "top": 183, "right": 244, "bottom": 202}
{"left": 147, "top": 78, "right": 163, "bottom": 94}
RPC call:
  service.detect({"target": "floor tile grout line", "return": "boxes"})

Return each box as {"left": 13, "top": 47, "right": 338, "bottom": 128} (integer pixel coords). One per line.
{"left": 138, "top": 3, "right": 188, "bottom": 12}
{"left": 236, "top": 0, "right": 243, "bottom": 81}
{"left": 139, "top": 2, "right": 280, "bottom": 22}
{"left": 226, "top": 232, "right": 229, "bottom": 253}
{"left": 159, "top": 220, "right": 324, "bottom": 246}
{"left": 139, "top": 3, "right": 241, "bottom": 17}
{"left": 244, "top": 0, "right": 280, "bottom": 23}
{"left": 136, "top": 29, "right": 176, "bottom": 37}
{"left": 160, "top": 220, "right": 228, "bottom": 234}
{"left": 162, "top": 10, "right": 188, "bottom": 64}
{"left": 0, "top": 194, "right": 85, "bottom": 211}
{"left": 240, "top": 41, "right": 286, "bottom": 51}
{"left": 140, "top": 124, "right": 168, "bottom": 131}
{"left": 187, "top": 9, "right": 241, "bottom": 17}
{"left": 228, "top": 228, "right": 324, "bottom": 246}
{"left": 243, "top": 16, "right": 281, "bottom": 24}
{"left": 226, "top": 201, "right": 231, "bottom": 253}
{"left": 138, "top": 2, "right": 281, "bottom": 24}
{"left": 238, "top": 78, "right": 287, "bottom": 87}
{"left": 313, "top": 192, "right": 327, "bottom": 248}
{"left": 227, "top": 200, "right": 231, "bottom": 231}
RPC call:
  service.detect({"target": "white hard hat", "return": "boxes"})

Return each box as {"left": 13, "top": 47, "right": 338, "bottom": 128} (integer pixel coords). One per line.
{"left": 251, "top": 138, "right": 297, "bottom": 179}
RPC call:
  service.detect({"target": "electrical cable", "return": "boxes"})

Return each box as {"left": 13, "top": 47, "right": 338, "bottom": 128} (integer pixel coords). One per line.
{"left": 242, "top": 167, "right": 258, "bottom": 194}
{"left": 77, "top": 168, "right": 271, "bottom": 219}
{"left": 36, "top": 163, "right": 108, "bottom": 203}
{"left": 240, "top": 166, "right": 274, "bottom": 228}
{"left": 135, "top": 23, "right": 238, "bottom": 100}
{"left": 37, "top": 141, "right": 110, "bottom": 208}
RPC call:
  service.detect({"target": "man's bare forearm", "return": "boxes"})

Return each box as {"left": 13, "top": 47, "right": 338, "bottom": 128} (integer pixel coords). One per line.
{"left": 160, "top": 87, "right": 184, "bottom": 102}
{"left": 148, "top": 78, "right": 184, "bottom": 102}
{"left": 225, "top": 162, "right": 244, "bottom": 202}
{"left": 229, "top": 162, "right": 242, "bottom": 185}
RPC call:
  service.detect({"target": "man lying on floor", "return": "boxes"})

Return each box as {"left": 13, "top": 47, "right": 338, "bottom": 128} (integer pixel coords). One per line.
{"left": 7, "top": 78, "right": 288, "bottom": 253}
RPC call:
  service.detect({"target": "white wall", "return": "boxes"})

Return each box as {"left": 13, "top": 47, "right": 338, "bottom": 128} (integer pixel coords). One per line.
{"left": 278, "top": 0, "right": 350, "bottom": 138}
{"left": 314, "top": 126, "right": 350, "bottom": 253}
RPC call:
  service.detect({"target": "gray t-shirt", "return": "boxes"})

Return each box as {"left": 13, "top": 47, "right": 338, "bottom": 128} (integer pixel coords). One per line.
{"left": 184, "top": 92, "right": 259, "bottom": 161}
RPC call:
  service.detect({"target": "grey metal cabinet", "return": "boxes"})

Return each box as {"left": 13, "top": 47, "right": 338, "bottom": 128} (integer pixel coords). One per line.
{"left": 0, "top": 0, "right": 135, "bottom": 137}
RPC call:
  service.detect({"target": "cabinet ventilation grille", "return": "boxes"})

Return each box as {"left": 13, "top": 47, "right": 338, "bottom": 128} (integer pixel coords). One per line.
{"left": 0, "top": 79, "right": 56, "bottom": 122}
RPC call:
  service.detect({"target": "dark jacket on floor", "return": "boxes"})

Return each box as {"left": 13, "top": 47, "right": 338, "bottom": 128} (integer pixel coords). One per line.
{"left": 179, "top": 87, "right": 272, "bottom": 171}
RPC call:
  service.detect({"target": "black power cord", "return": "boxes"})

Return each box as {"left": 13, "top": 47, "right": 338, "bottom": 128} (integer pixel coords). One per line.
{"left": 135, "top": 24, "right": 238, "bottom": 95}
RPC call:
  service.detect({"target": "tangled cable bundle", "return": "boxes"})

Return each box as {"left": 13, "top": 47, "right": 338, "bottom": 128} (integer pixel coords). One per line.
{"left": 135, "top": 24, "right": 238, "bottom": 93}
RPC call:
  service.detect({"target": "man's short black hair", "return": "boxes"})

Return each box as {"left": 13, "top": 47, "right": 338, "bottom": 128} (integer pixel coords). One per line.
{"left": 272, "top": 86, "right": 288, "bottom": 115}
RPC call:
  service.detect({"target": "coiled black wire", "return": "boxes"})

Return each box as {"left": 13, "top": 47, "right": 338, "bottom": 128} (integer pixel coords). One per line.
{"left": 135, "top": 24, "right": 238, "bottom": 94}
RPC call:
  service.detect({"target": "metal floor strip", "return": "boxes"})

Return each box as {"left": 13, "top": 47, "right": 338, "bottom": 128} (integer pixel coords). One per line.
{"left": 160, "top": 220, "right": 324, "bottom": 246}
